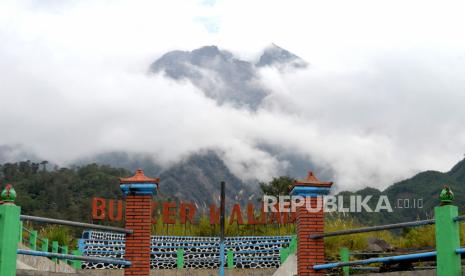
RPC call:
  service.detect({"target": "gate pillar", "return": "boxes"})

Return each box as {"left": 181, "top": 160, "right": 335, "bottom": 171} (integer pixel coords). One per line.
{"left": 0, "top": 185, "right": 21, "bottom": 276}
{"left": 120, "top": 169, "right": 158, "bottom": 276}
{"left": 290, "top": 172, "right": 332, "bottom": 276}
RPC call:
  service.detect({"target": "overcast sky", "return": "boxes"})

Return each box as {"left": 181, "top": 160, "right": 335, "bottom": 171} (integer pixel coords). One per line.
{"left": 1, "top": 0, "right": 465, "bottom": 191}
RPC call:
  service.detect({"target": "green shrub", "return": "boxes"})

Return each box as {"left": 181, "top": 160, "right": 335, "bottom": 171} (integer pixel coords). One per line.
{"left": 39, "top": 225, "right": 75, "bottom": 250}
{"left": 399, "top": 225, "right": 435, "bottom": 248}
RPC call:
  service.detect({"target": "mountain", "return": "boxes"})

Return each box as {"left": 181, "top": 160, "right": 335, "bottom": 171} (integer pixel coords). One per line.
{"left": 0, "top": 154, "right": 258, "bottom": 224}
{"left": 3, "top": 152, "right": 465, "bottom": 227}
{"left": 78, "top": 149, "right": 327, "bottom": 205}
{"left": 340, "top": 158, "right": 465, "bottom": 224}
{"left": 148, "top": 44, "right": 315, "bottom": 181}
{"left": 76, "top": 150, "right": 259, "bottom": 207}
{"left": 150, "top": 44, "right": 307, "bottom": 109}
{"left": 256, "top": 143, "right": 331, "bottom": 180}
{"left": 157, "top": 152, "right": 260, "bottom": 207}
{"left": 256, "top": 44, "right": 308, "bottom": 70}
{"left": 150, "top": 45, "right": 267, "bottom": 109}
{"left": 448, "top": 158, "right": 465, "bottom": 182}
{"left": 2, "top": 143, "right": 316, "bottom": 209}
{"left": 75, "top": 151, "right": 163, "bottom": 178}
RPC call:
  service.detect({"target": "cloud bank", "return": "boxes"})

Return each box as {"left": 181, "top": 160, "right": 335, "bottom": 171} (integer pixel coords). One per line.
{"left": 1, "top": 0, "right": 465, "bottom": 191}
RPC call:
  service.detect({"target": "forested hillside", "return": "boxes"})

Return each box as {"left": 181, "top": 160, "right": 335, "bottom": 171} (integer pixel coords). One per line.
{"left": 340, "top": 158, "right": 465, "bottom": 224}
{"left": 2, "top": 157, "right": 465, "bottom": 226}
{"left": 0, "top": 162, "right": 127, "bottom": 223}
{"left": 0, "top": 154, "right": 260, "bottom": 223}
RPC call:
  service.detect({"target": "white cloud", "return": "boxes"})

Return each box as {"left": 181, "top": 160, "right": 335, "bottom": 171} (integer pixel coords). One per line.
{"left": 1, "top": 0, "right": 465, "bottom": 191}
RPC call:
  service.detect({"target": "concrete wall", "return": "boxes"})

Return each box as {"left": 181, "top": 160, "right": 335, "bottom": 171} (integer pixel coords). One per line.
{"left": 17, "top": 269, "right": 277, "bottom": 276}
{"left": 23, "top": 268, "right": 465, "bottom": 276}
{"left": 17, "top": 271, "right": 78, "bottom": 276}
{"left": 16, "top": 244, "right": 75, "bottom": 273}
{"left": 272, "top": 254, "right": 296, "bottom": 276}
{"left": 361, "top": 271, "right": 436, "bottom": 276}
{"left": 145, "top": 269, "right": 277, "bottom": 276}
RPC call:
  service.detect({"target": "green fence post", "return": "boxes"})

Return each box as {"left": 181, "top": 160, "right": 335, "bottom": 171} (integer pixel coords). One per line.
{"left": 41, "top": 238, "right": 49, "bottom": 252}
{"left": 72, "top": 250, "right": 82, "bottom": 269}
{"left": 435, "top": 187, "right": 461, "bottom": 276}
{"left": 52, "top": 241, "right": 59, "bottom": 263}
{"left": 61, "top": 245, "right": 68, "bottom": 264}
{"left": 20, "top": 221, "right": 23, "bottom": 243}
{"left": 280, "top": 247, "right": 289, "bottom": 263}
{"left": 227, "top": 250, "right": 234, "bottom": 269}
{"left": 340, "top": 247, "right": 350, "bottom": 276}
{"left": 177, "top": 248, "right": 184, "bottom": 269}
{"left": 29, "top": 230, "right": 37, "bottom": 250}
{"left": 0, "top": 184, "right": 21, "bottom": 276}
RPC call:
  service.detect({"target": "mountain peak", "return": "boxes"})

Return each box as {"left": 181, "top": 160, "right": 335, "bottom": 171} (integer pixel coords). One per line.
{"left": 447, "top": 157, "right": 465, "bottom": 182}
{"left": 150, "top": 44, "right": 308, "bottom": 109}
{"left": 150, "top": 45, "right": 267, "bottom": 109}
{"left": 191, "top": 45, "right": 221, "bottom": 56}
{"left": 256, "top": 43, "right": 308, "bottom": 69}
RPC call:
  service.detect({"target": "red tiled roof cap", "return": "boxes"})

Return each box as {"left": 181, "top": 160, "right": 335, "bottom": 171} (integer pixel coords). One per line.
{"left": 120, "top": 169, "right": 160, "bottom": 184}
{"left": 293, "top": 171, "right": 333, "bottom": 188}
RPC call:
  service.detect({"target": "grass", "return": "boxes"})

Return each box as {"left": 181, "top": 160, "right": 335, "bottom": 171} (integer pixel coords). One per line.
{"left": 38, "top": 225, "right": 76, "bottom": 251}
{"left": 324, "top": 213, "right": 399, "bottom": 259}
{"left": 151, "top": 215, "right": 296, "bottom": 236}
{"left": 24, "top": 212, "right": 465, "bottom": 257}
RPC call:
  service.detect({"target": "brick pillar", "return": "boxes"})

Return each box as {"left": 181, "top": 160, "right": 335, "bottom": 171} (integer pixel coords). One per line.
{"left": 120, "top": 169, "right": 159, "bottom": 276}
{"left": 290, "top": 172, "right": 332, "bottom": 276}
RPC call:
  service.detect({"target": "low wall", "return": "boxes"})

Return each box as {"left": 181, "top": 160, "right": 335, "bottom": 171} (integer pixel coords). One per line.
{"left": 80, "top": 231, "right": 291, "bottom": 270}
{"left": 17, "top": 269, "right": 277, "bottom": 276}
{"left": 17, "top": 244, "right": 75, "bottom": 273}
{"left": 361, "top": 271, "right": 436, "bottom": 276}
{"left": 17, "top": 271, "right": 77, "bottom": 276}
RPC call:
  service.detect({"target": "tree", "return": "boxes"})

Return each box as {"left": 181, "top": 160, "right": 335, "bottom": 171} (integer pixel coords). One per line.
{"left": 259, "top": 176, "right": 295, "bottom": 196}
{"left": 40, "top": 160, "right": 49, "bottom": 172}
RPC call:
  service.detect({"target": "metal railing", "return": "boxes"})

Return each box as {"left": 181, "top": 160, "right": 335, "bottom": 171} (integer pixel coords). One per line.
{"left": 311, "top": 203, "right": 464, "bottom": 275}
{"left": 310, "top": 218, "right": 435, "bottom": 239}
{"left": 314, "top": 251, "right": 437, "bottom": 270}
{"left": 17, "top": 249, "right": 131, "bottom": 266}
{"left": 19, "top": 225, "right": 131, "bottom": 269}
{"left": 20, "top": 215, "right": 132, "bottom": 234}
{"left": 15, "top": 216, "right": 133, "bottom": 269}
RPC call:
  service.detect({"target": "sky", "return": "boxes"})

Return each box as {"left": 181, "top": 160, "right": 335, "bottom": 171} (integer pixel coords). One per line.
{"left": 1, "top": 0, "right": 465, "bottom": 191}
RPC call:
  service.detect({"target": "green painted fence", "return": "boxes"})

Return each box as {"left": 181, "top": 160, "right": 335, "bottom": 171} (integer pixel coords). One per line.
{"left": 340, "top": 247, "right": 349, "bottom": 276}
{"left": 177, "top": 248, "right": 184, "bottom": 269}
{"left": 280, "top": 235, "right": 297, "bottom": 264}
{"left": 2, "top": 183, "right": 465, "bottom": 276}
